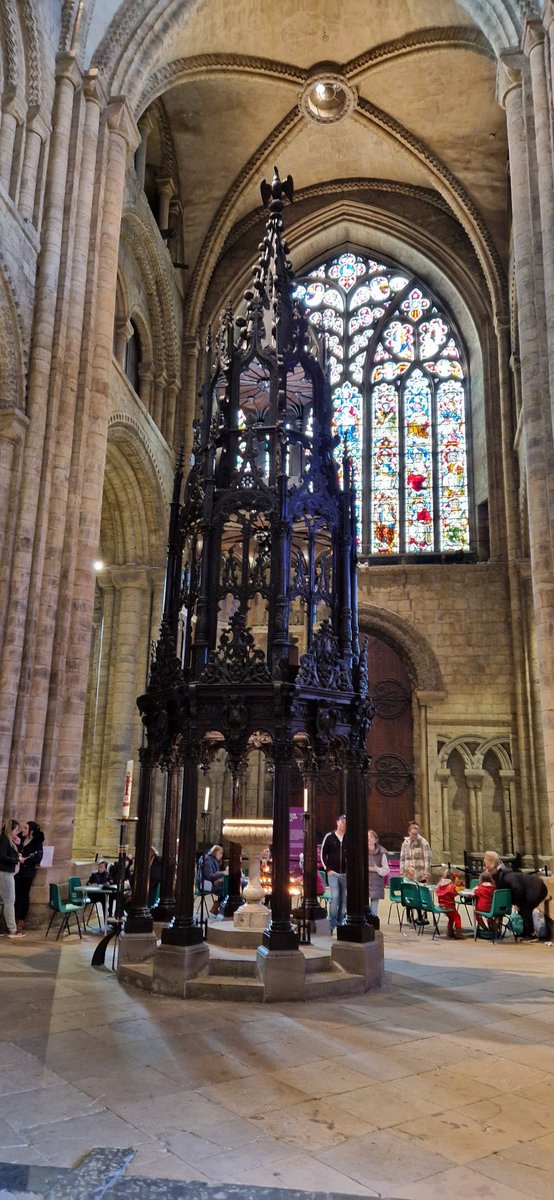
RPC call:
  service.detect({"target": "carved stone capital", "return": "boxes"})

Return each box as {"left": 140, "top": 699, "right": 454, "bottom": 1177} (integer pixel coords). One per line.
{"left": 26, "top": 106, "right": 51, "bottom": 140}
{"left": 0, "top": 406, "right": 29, "bottom": 442}
{"left": 1, "top": 92, "right": 26, "bottom": 122}
{"left": 158, "top": 175, "right": 176, "bottom": 199}
{"left": 111, "top": 565, "right": 151, "bottom": 591}
{"left": 496, "top": 53, "right": 525, "bottom": 109}
{"left": 106, "top": 96, "right": 140, "bottom": 154}
{"left": 55, "top": 53, "right": 83, "bottom": 88}
{"left": 83, "top": 68, "right": 108, "bottom": 110}
{"left": 523, "top": 18, "right": 546, "bottom": 57}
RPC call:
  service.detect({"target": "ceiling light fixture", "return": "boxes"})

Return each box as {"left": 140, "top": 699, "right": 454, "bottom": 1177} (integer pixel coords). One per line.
{"left": 299, "top": 68, "right": 357, "bottom": 125}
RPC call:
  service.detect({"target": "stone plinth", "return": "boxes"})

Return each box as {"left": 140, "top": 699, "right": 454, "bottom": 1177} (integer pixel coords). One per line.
{"left": 331, "top": 930, "right": 384, "bottom": 988}
{"left": 152, "top": 941, "right": 210, "bottom": 997}
{"left": 118, "top": 931, "right": 157, "bottom": 964}
{"left": 256, "top": 945, "right": 306, "bottom": 1002}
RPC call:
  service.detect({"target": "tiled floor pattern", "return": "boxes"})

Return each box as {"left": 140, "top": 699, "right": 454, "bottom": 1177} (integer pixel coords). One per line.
{"left": 0, "top": 915, "right": 553, "bottom": 1198}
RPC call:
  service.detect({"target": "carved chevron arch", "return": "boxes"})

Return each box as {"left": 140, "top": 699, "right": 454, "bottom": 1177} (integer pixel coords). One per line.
{"left": 120, "top": 209, "right": 181, "bottom": 384}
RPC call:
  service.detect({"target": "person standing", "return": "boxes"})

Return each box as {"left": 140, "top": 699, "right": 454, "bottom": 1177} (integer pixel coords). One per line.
{"left": 14, "top": 821, "right": 44, "bottom": 930}
{"left": 400, "top": 821, "right": 432, "bottom": 883}
{"left": 321, "top": 815, "right": 347, "bottom": 933}
{"left": 367, "top": 830, "right": 389, "bottom": 918}
{"left": 0, "top": 819, "right": 25, "bottom": 939}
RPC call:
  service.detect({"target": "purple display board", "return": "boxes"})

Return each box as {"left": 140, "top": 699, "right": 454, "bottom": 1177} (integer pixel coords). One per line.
{"left": 289, "top": 807, "right": 304, "bottom": 870}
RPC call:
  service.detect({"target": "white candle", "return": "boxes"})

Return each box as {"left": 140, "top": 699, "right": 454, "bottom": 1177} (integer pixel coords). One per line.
{"left": 122, "top": 760, "right": 133, "bottom": 819}
{"left": 303, "top": 787, "right": 308, "bottom": 812}
{"left": 204, "top": 786, "right": 210, "bottom": 812}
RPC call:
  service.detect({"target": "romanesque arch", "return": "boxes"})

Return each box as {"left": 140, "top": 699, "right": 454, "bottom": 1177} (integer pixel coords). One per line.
{"left": 74, "top": 420, "right": 167, "bottom": 856}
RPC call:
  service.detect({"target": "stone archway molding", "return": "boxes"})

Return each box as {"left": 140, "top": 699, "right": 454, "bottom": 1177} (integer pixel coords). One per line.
{"left": 359, "top": 601, "right": 445, "bottom": 696}
{"left": 90, "top": 2, "right": 526, "bottom": 106}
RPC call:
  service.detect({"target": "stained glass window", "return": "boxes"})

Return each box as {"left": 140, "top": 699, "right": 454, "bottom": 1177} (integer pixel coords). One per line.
{"left": 294, "top": 252, "right": 471, "bottom": 556}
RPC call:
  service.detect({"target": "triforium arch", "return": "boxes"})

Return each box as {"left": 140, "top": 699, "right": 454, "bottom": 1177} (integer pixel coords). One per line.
{"left": 436, "top": 733, "right": 520, "bottom": 865}
{"left": 73, "top": 419, "right": 167, "bottom": 858}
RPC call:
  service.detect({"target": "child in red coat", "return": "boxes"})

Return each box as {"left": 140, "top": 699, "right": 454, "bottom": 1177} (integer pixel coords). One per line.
{"left": 473, "top": 871, "right": 497, "bottom": 932}
{"left": 436, "top": 869, "right": 466, "bottom": 939}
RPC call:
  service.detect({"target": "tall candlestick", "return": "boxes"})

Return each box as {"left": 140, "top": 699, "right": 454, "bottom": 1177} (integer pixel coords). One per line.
{"left": 204, "top": 785, "right": 210, "bottom": 813}
{"left": 122, "top": 760, "right": 133, "bottom": 819}
{"left": 303, "top": 786, "right": 308, "bottom": 813}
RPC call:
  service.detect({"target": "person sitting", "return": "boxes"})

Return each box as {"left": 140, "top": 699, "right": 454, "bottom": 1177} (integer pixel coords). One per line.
{"left": 473, "top": 871, "right": 497, "bottom": 932}
{"left": 87, "top": 860, "right": 110, "bottom": 886}
{"left": 197, "top": 844, "right": 225, "bottom": 915}
{"left": 402, "top": 864, "right": 427, "bottom": 927}
{"left": 435, "top": 868, "right": 466, "bottom": 939}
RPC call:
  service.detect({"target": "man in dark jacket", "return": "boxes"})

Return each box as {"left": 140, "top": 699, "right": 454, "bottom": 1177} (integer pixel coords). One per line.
{"left": 321, "top": 815, "right": 346, "bottom": 933}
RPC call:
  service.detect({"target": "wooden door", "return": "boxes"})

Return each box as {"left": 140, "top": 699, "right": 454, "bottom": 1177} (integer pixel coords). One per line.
{"left": 365, "top": 635, "right": 414, "bottom": 852}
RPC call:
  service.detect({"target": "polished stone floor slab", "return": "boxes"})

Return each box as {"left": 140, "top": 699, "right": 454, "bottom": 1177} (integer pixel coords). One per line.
{"left": 0, "top": 918, "right": 553, "bottom": 1199}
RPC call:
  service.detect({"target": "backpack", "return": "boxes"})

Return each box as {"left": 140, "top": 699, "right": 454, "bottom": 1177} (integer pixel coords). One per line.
{"left": 508, "top": 912, "right": 524, "bottom": 937}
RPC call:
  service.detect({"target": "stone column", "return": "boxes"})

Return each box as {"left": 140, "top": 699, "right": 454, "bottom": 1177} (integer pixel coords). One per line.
{"left": 525, "top": 20, "right": 554, "bottom": 440}
{"left": 465, "top": 770, "right": 484, "bottom": 852}
{"left": 137, "top": 361, "right": 155, "bottom": 412}
{"left": 152, "top": 370, "right": 167, "bottom": 429}
{"left": 114, "top": 315, "right": 133, "bottom": 365}
{"left": 0, "top": 55, "right": 83, "bottom": 820}
{"left": 0, "top": 408, "right": 29, "bottom": 633}
{"left": 157, "top": 176, "right": 175, "bottom": 233}
{"left": 498, "top": 55, "right": 554, "bottom": 870}
{"left": 499, "top": 769, "right": 516, "bottom": 854}
{"left": 436, "top": 767, "right": 451, "bottom": 859}
{"left": 163, "top": 375, "right": 180, "bottom": 448}
{"left": 0, "top": 94, "right": 25, "bottom": 192}
{"left": 181, "top": 335, "right": 200, "bottom": 456}
{"left": 18, "top": 108, "right": 50, "bottom": 222}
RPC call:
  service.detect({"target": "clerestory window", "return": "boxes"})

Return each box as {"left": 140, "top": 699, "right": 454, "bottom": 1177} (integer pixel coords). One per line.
{"left": 295, "top": 251, "right": 471, "bottom": 558}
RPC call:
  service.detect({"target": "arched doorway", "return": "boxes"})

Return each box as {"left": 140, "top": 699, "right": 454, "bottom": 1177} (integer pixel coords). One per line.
{"left": 366, "top": 635, "right": 414, "bottom": 852}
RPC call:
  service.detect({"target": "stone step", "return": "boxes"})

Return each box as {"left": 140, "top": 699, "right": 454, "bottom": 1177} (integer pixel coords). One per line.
{"left": 207, "top": 954, "right": 258, "bottom": 977}
{"left": 185, "top": 974, "right": 264, "bottom": 1002}
{"left": 118, "top": 961, "right": 154, "bottom": 992}
{"left": 305, "top": 969, "right": 366, "bottom": 998}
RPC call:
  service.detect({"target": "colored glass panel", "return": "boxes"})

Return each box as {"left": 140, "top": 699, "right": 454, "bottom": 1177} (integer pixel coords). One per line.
{"left": 328, "top": 253, "right": 366, "bottom": 291}
{"left": 437, "top": 380, "right": 470, "bottom": 550}
{"left": 296, "top": 251, "right": 470, "bottom": 557}
{"left": 404, "top": 370, "right": 433, "bottom": 552}
{"left": 371, "top": 383, "right": 399, "bottom": 553}
{"left": 419, "top": 317, "right": 448, "bottom": 359}
{"left": 383, "top": 321, "right": 414, "bottom": 359}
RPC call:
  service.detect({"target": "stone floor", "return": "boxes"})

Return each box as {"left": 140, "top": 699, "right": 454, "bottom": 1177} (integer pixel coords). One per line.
{"left": 0, "top": 911, "right": 553, "bottom": 1200}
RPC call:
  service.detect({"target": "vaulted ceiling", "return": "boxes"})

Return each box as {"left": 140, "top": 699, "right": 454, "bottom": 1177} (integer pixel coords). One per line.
{"left": 131, "top": 0, "right": 509, "bottom": 327}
